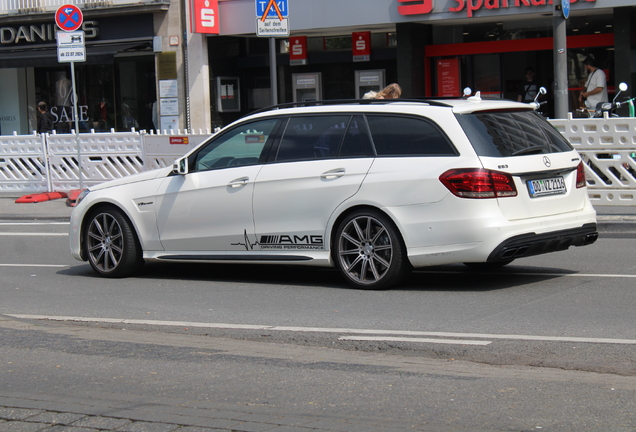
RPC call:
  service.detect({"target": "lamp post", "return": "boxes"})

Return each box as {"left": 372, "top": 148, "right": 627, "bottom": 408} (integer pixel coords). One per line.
{"left": 553, "top": 0, "right": 569, "bottom": 119}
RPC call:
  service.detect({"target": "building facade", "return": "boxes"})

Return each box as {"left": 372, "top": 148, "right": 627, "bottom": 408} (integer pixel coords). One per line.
{"left": 210, "top": 0, "right": 635, "bottom": 125}
{"left": 0, "top": 0, "right": 210, "bottom": 135}
{"left": 0, "top": 0, "right": 634, "bottom": 135}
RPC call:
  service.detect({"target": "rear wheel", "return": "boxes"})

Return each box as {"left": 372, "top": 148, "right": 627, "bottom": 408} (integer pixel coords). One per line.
{"left": 84, "top": 207, "right": 143, "bottom": 277}
{"left": 334, "top": 209, "right": 410, "bottom": 290}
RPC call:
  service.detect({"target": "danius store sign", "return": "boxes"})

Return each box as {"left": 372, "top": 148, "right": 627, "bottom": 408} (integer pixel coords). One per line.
{"left": 397, "top": 0, "right": 596, "bottom": 18}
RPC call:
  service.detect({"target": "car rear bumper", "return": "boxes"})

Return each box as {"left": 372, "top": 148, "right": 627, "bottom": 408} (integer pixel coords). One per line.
{"left": 486, "top": 223, "right": 598, "bottom": 262}
{"left": 387, "top": 197, "right": 597, "bottom": 268}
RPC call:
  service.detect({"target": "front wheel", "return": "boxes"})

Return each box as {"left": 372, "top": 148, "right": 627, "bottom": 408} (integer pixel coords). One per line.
{"left": 334, "top": 210, "right": 410, "bottom": 290}
{"left": 84, "top": 207, "right": 143, "bottom": 277}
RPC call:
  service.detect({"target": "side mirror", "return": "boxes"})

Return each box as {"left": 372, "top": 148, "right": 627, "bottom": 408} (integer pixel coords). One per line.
{"left": 533, "top": 87, "right": 547, "bottom": 103}
{"left": 172, "top": 157, "right": 188, "bottom": 175}
{"left": 613, "top": 82, "right": 628, "bottom": 103}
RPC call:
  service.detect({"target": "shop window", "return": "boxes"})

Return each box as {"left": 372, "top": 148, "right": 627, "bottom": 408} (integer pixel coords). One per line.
{"left": 324, "top": 36, "right": 352, "bottom": 51}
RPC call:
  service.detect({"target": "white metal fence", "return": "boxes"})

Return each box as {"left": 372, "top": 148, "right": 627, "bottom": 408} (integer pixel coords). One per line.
{"left": 2, "top": 117, "right": 636, "bottom": 206}
{"left": 550, "top": 114, "right": 636, "bottom": 206}
{"left": 0, "top": 129, "right": 210, "bottom": 195}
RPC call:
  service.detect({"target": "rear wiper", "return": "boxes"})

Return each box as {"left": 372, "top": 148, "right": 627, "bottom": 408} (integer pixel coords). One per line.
{"left": 512, "top": 145, "right": 545, "bottom": 156}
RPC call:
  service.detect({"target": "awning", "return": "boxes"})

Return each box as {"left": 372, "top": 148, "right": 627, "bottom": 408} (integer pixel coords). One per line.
{"left": 0, "top": 40, "right": 152, "bottom": 68}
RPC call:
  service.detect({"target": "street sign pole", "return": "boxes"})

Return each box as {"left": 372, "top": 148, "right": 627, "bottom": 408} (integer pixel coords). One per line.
{"left": 256, "top": 0, "right": 288, "bottom": 106}
{"left": 270, "top": 37, "right": 278, "bottom": 105}
{"left": 70, "top": 60, "right": 82, "bottom": 189}
{"left": 56, "top": 5, "right": 85, "bottom": 189}
{"left": 553, "top": 0, "right": 568, "bottom": 119}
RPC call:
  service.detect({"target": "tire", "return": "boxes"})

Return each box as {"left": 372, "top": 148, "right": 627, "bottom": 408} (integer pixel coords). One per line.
{"left": 463, "top": 260, "right": 514, "bottom": 270}
{"left": 84, "top": 207, "right": 144, "bottom": 278}
{"left": 334, "top": 209, "right": 410, "bottom": 290}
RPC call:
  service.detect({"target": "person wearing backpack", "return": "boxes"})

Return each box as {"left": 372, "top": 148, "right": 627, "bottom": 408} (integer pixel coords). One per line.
{"left": 37, "top": 101, "right": 55, "bottom": 134}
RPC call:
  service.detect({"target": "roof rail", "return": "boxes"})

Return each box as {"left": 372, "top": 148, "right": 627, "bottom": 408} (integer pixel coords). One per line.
{"left": 248, "top": 98, "right": 456, "bottom": 116}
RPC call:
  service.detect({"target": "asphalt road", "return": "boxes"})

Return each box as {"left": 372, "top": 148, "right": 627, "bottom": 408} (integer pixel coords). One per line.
{"left": 1, "top": 197, "right": 636, "bottom": 431}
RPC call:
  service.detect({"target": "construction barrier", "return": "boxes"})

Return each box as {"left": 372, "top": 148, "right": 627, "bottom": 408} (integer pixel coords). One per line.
{"left": 2, "top": 116, "right": 636, "bottom": 206}
{"left": 550, "top": 113, "right": 636, "bottom": 206}
{"left": 0, "top": 133, "right": 48, "bottom": 195}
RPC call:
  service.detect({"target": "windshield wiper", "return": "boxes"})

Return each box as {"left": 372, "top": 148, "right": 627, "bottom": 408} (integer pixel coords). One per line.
{"left": 512, "top": 145, "right": 545, "bottom": 156}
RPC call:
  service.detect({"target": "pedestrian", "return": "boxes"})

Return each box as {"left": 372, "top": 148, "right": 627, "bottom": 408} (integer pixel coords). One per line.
{"left": 578, "top": 57, "right": 608, "bottom": 110}
{"left": 517, "top": 67, "right": 540, "bottom": 103}
{"left": 375, "top": 83, "right": 402, "bottom": 99}
{"left": 37, "top": 101, "right": 55, "bottom": 134}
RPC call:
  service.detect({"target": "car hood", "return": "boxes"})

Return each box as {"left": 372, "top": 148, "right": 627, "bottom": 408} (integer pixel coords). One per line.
{"left": 88, "top": 166, "right": 173, "bottom": 192}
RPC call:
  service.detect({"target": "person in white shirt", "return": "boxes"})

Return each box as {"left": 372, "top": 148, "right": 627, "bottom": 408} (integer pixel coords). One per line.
{"left": 578, "top": 57, "right": 608, "bottom": 109}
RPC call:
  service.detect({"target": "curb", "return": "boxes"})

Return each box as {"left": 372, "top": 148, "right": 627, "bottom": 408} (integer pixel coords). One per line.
{"left": 15, "top": 192, "right": 67, "bottom": 203}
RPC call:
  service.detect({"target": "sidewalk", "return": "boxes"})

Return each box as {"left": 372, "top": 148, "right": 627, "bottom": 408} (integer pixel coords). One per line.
{"left": 0, "top": 391, "right": 505, "bottom": 432}
{"left": 1, "top": 195, "right": 635, "bottom": 231}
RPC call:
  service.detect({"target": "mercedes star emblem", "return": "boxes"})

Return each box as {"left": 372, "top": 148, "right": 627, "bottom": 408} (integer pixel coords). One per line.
{"left": 543, "top": 156, "right": 552, "bottom": 167}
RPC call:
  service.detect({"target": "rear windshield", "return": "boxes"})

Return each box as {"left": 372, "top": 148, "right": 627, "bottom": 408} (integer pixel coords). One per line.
{"left": 455, "top": 111, "right": 573, "bottom": 157}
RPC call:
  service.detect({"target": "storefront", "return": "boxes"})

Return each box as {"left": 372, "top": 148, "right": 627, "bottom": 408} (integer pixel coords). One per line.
{"left": 206, "top": 0, "right": 634, "bottom": 123}
{"left": 0, "top": 12, "right": 159, "bottom": 134}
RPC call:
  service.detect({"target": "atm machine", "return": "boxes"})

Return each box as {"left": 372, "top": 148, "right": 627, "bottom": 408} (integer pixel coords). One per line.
{"left": 292, "top": 73, "right": 322, "bottom": 102}
{"left": 355, "top": 69, "right": 385, "bottom": 99}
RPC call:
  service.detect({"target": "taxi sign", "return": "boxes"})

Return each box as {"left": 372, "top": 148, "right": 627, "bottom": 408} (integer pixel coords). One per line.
{"left": 256, "top": 0, "right": 288, "bottom": 19}
{"left": 55, "top": 4, "right": 83, "bottom": 32}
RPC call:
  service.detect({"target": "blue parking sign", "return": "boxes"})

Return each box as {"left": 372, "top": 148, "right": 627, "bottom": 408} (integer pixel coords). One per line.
{"left": 256, "top": 0, "right": 288, "bottom": 18}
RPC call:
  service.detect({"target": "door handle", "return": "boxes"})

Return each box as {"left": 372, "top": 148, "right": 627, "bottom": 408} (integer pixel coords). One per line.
{"left": 320, "top": 168, "right": 346, "bottom": 179}
{"left": 228, "top": 177, "right": 249, "bottom": 188}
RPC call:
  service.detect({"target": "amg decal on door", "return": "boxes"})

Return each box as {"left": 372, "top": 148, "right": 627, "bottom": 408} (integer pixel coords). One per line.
{"left": 260, "top": 234, "right": 324, "bottom": 250}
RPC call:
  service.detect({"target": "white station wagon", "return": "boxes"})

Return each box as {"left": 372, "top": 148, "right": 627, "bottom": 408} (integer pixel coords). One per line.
{"left": 70, "top": 96, "right": 598, "bottom": 289}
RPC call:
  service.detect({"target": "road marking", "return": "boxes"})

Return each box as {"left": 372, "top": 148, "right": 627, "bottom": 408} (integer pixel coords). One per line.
{"left": 0, "top": 222, "right": 69, "bottom": 225}
{"left": 0, "top": 264, "right": 69, "bottom": 267}
{"left": 418, "top": 270, "right": 636, "bottom": 279}
{"left": 0, "top": 233, "right": 68, "bottom": 236}
{"left": 6, "top": 315, "right": 636, "bottom": 345}
{"left": 338, "top": 336, "right": 491, "bottom": 345}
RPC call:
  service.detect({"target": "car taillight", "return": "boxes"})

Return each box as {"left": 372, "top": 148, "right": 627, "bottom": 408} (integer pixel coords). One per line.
{"left": 576, "top": 161, "right": 586, "bottom": 188}
{"left": 440, "top": 168, "right": 518, "bottom": 199}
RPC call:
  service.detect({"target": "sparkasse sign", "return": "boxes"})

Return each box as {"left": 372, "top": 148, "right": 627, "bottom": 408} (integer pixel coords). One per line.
{"left": 397, "top": 0, "right": 595, "bottom": 18}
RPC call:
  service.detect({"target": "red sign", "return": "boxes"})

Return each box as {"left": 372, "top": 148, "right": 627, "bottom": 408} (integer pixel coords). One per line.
{"left": 352, "top": 31, "right": 371, "bottom": 62}
{"left": 437, "top": 58, "right": 460, "bottom": 97}
{"left": 290, "top": 36, "right": 308, "bottom": 66}
{"left": 399, "top": 0, "right": 595, "bottom": 18}
{"left": 55, "top": 4, "right": 83, "bottom": 32}
{"left": 191, "top": 0, "right": 219, "bottom": 34}
{"left": 170, "top": 137, "right": 189, "bottom": 145}
{"left": 397, "top": 0, "right": 433, "bottom": 15}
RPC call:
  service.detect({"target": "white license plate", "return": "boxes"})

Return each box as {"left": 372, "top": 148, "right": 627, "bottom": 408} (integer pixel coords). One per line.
{"left": 527, "top": 176, "right": 566, "bottom": 197}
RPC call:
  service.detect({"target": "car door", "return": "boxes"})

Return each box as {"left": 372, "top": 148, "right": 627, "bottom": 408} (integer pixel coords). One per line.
{"left": 153, "top": 118, "right": 279, "bottom": 251}
{"left": 252, "top": 115, "right": 375, "bottom": 251}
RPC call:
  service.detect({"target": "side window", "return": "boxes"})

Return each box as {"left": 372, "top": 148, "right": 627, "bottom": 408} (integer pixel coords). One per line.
{"left": 193, "top": 118, "right": 278, "bottom": 171}
{"left": 339, "top": 116, "right": 375, "bottom": 158}
{"left": 366, "top": 115, "right": 457, "bottom": 156}
{"left": 276, "top": 116, "right": 350, "bottom": 162}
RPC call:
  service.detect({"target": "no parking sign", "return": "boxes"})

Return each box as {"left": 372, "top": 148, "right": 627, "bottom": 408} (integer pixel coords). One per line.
{"left": 55, "top": 4, "right": 83, "bottom": 32}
